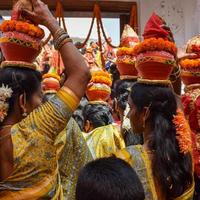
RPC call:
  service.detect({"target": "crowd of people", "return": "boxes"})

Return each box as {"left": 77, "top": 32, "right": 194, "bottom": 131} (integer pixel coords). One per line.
{"left": 0, "top": 0, "right": 200, "bottom": 200}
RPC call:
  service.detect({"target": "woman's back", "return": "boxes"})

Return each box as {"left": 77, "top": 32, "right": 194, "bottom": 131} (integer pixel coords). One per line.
{"left": 116, "top": 145, "right": 194, "bottom": 200}
{"left": 0, "top": 89, "right": 79, "bottom": 199}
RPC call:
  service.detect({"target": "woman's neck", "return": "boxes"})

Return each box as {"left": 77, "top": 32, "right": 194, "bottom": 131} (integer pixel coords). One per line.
{"left": 2, "top": 115, "right": 21, "bottom": 127}
{"left": 142, "top": 125, "right": 153, "bottom": 151}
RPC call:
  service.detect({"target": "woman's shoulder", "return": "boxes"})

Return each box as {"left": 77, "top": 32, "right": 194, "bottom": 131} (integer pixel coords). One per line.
{"left": 114, "top": 145, "right": 144, "bottom": 167}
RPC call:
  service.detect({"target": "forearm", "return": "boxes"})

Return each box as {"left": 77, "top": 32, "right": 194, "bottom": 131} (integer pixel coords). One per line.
{"left": 47, "top": 19, "right": 90, "bottom": 98}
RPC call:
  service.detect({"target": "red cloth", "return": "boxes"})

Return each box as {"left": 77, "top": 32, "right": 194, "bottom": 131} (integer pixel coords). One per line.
{"left": 143, "top": 12, "right": 170, "bottom": 40}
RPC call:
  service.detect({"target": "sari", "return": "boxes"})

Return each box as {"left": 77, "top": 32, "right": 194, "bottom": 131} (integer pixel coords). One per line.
{"left": 83, "top": 124, "right": 125, "bottom": 159}
{"left": 115, "top": 145, "right": 194, "bottom": 200}
{"left": 0, "top": 87, "right": 79, "bottom": 199}
{"left": 182, "top": 86, "right": 200, "bottom": 177}
{"left": 54, "top": 118, "right": 93, "bottom": 200}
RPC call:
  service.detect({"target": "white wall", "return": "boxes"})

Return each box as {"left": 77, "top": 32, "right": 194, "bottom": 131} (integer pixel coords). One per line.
{"left": 137, "top": 0, "right": 199, "bottom": 47}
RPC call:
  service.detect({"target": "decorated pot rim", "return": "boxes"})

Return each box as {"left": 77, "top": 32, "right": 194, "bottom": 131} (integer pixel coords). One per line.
{"left": 181, "top": 70, "right": 200, "bottom": 77}
{"left": 0, "top": 36, "right": 41, "bottom": 51}
{"left": 1, "top": 61, "right": 37, "bottom": 70}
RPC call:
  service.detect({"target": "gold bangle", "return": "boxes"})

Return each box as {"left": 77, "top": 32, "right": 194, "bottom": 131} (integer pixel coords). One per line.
{"left": 57, "top": 38, "right": 73, "bottom": 50}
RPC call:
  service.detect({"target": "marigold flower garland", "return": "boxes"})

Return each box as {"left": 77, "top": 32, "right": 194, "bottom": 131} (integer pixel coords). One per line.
{"left": 43, "top": 73, "right": 61, "bottom": 81}
{"left": 173, "top": 109, "right": 192, "bottom": 154}
{"left": 0, "top": 20, "right": 45, "bottom": 39}
{"left": 133, "top": 38, "right": 177, "bottom": 56}
{"left": 90, "top": 71, "right": 112, "bottom": 86}
{"left": 180, "top": 59, "right": 200, "bottom": 69}
{"left": 117, "top": 47, "right": 135, "bottom": 56}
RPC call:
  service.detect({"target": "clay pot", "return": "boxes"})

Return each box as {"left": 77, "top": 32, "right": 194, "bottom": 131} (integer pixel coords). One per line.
{"left": 0, "top": 32, "right": 40, "bottom": 63}
{"left": 117, "top": 63, "right": 138, "bottom": 76}
{"left": 136, "top": 61, "right": 174, "bottom": 80}
{"left": 181, "top": 70, "right": 200, "bottom": 85}
{"left": 42, "top": 77, "right": 60, "bottom": 92}
{"left": 86, "top": 89, "right": 111, "bottom": 101}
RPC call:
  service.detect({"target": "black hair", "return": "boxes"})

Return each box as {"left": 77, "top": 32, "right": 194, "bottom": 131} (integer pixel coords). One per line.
{"left": 83, "top": 104, "right": 113, "bottom": 129}
{"left": 90, "top": 41, "right": 95, "bottom": 46}
{"left": 76, "top": 157, "right": 145, "bottom": 200}
{"left": 114, "top": 79, "right": 135, "bottom": 111}
{"left": 41, "top": 63, "right": 50, "bottom": 75}
{"left": 130, "top": 82, "right": 192, "bottom": 199}
{"left": 108, "top": 63, "right": 120, "bottom": 99}
{"left": 72, "top": 97, "right": 88, "bottom": 131}
{"left": 0, "top": 67, "right": 42, "bottom": 116}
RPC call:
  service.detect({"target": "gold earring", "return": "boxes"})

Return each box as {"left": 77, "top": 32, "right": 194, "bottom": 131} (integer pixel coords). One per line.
{"left": 22, "top": 111, "right": 27, "bottom": 117}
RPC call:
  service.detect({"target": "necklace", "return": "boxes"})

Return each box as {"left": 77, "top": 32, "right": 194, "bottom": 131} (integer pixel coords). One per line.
{"left": 0, "top": 125, "right": 13, "bottom": 141}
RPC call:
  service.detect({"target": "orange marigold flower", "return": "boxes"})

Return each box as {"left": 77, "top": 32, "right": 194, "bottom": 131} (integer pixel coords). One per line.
{"left": 0, "top": 20, "right": 44, "bottom": 39}
{"left": 133, "top": 38, "right": 177, "bottom": 56}
{"left": 173, "top": 109, "right": 192, "bottom": 154}
{"left": 180, "top": 59, "right": 200, "bottom": 69}
{"left": 117, "top": 47, "right": 135, "bottom": 57}
{"left": 90, "top": 70, "right": 112, "bottom": 87}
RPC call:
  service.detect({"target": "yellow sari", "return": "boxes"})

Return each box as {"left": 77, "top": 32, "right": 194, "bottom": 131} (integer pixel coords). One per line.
{"left": 115, "top": 145, "right": 194, "bottom": 200}
{"left": 0, "top": 87, "right": 79, "bottom": 200}
{"left": 83, "top": 124, "right": 125, "bottom": 159}
{"left": 54, "top": 118, "right": 93, "bottom": 200}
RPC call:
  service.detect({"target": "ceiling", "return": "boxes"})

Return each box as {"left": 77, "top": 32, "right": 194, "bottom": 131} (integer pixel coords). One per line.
{"left": 0, "top": 0, "right": 136, "bottom": 13}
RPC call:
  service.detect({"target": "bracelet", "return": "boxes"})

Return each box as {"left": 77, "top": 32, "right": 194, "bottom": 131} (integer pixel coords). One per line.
{"left": 54, "top": 33, "right": 68, "bottom": 46}
{"left": 54, "top": 33, "right": 71, "bottom": 50}
{"left": 54, "top": 28, "right": 66, "bottom": 41}
{"left": 57, "top": 38, "right": 73, "bottom": 50}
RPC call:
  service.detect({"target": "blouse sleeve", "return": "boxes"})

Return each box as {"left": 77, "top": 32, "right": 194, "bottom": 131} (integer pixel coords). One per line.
{"left": 17, "top": 87, "right": 80, "bottom": 141}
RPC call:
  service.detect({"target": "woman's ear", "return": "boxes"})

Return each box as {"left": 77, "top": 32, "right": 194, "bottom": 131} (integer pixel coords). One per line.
{"left": 19, "top": 93, "right": 27, "bottom": 117}
{"left": 84, "top": 120, "right": 91, "bottom": 133}
{"left": 141, "top": 106, "right": 151, "bottom": 129}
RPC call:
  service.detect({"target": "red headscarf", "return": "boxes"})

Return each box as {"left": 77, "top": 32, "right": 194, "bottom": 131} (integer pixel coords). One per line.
{"left": 143, "top": 12, "right": 171, "bottom": 41}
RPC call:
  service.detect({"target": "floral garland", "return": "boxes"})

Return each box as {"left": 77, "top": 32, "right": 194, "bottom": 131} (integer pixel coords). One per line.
{"left": 0, "top": 20, "right": 45, "bottom": 39}
{"left": 0, "top": 84, "right": 13, "bottom": 122}
{"left": 91, "top": 71, "right": 111, "bottom": 79}
{"left": 173, "top": 109, "right": 192, "bottom": 154}
{"left": 180, "top": 59, "right": 200, "bottom": 69}
{"left": 91, "top": 76, "right": 112, "bottom": 87}
{"left": 90, "top": 71, "right": 112, "bottom": 87}
{"left": 117, "top": 47, "right": 136, "bottom": 56}
{"left": 43, "top": 73, "right": 61, "bottom": 81}
{"left": 133, "top": 38, "right": 177, "bottom": 56}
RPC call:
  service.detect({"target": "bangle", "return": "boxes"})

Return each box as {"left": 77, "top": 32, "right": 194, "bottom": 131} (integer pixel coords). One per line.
{"left": 57, "top": 38, "right": 73, "bottom": 50}
{"left": 54, "top": 33, "right": 68, "bottom": 46}
{"left": 54, "top": 28, "right": 66, "bottom": 40}
{"left": 54, "top": 33, "right": 71, "bottom": 50}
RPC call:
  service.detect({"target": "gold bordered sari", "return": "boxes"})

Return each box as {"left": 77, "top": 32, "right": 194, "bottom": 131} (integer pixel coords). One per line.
{"left": 83, "top": 124, "right": 125, "bottom": 159}
{"left": 0, "top": 88, "right": 79, "bottom": 200}
{"left": 115, "top": 145, "right": 194, "bottom": 200}
{"left": 54, "top": 118, "right": 93, "bottom": 200}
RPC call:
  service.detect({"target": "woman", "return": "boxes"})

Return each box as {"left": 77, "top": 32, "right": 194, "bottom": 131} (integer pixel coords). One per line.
{"left": 116, "top": 82, "right": 194, "bottom": 200}
{"left": 83, "top": 103, "right": 125, "bottom": 159}
{"left": 114, "top": 79, "right": 143, "bottom": 146}
{"left": 43, "top": 76, "right": 92, "bottom": 200}
{"left": 0, "top": 0, "right": 90, "bottom": 199}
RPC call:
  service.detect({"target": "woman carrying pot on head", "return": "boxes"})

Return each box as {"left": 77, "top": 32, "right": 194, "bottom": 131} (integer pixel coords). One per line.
{"left": 0, "top": 0, "right": 90, "bottom": 199}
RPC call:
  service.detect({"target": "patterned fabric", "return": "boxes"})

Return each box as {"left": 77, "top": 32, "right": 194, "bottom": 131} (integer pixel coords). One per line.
{"left": 83, "top": 124, "right": 125, "bottom": 159}
{"left": 54, "top": 118, "right": 93, "bottom": 200}
{"left": 0, "top": 88, "right": 79, "bottom": 199}
{"left": 115, "top": 145, "right": 194, "bottom": 200}
{"left": 182, "top": 87, "right": 200, "bottom": 177}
